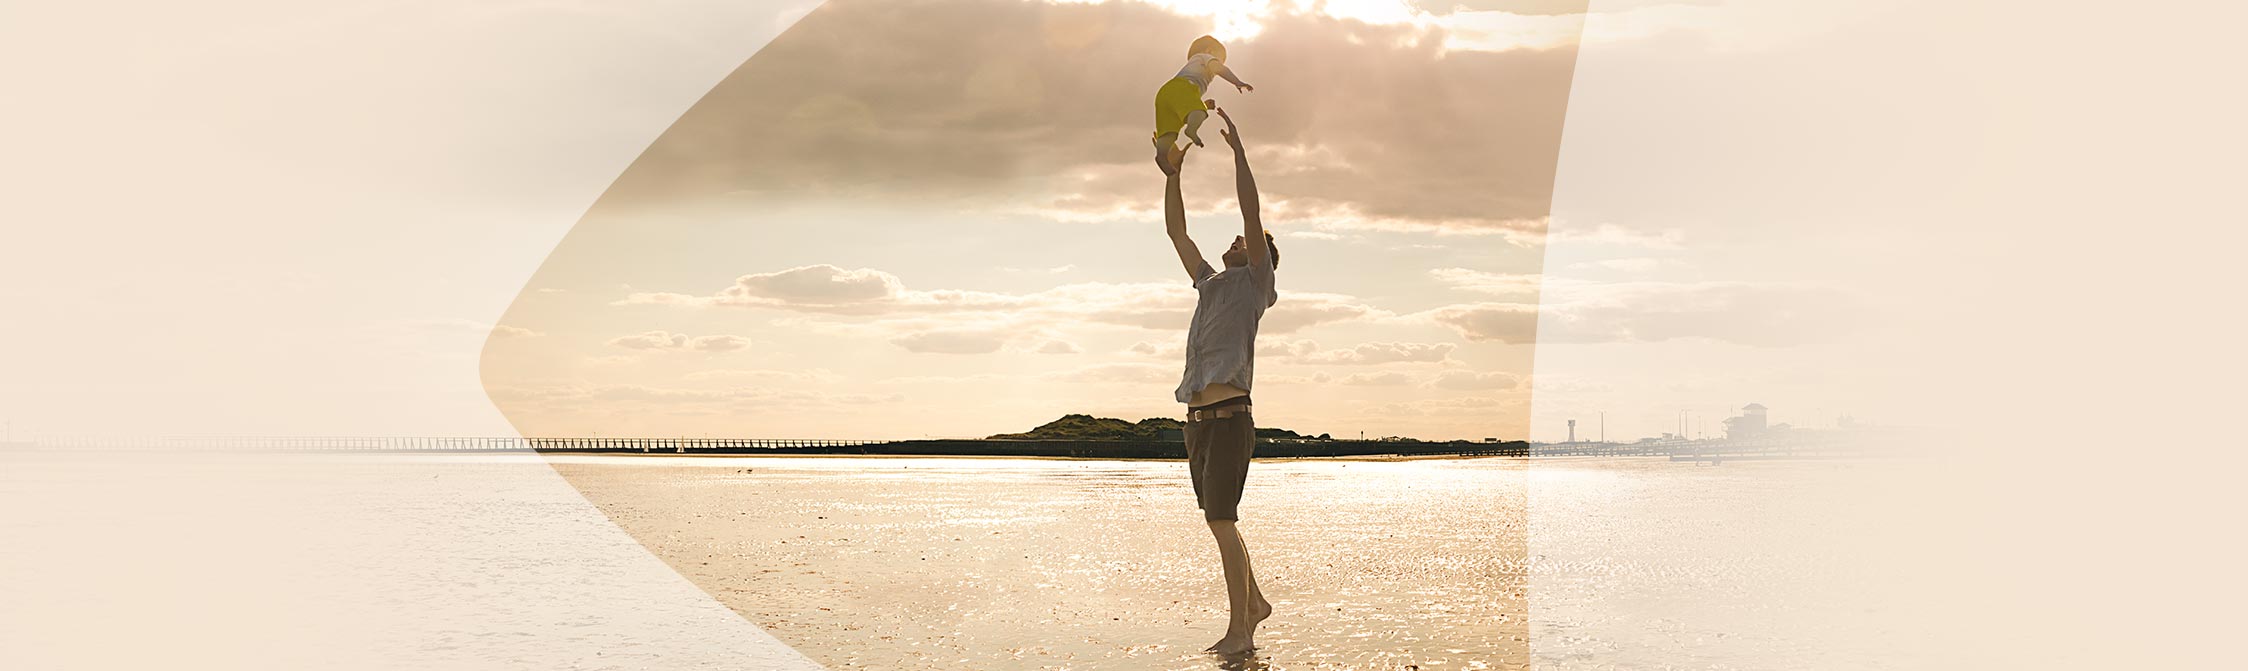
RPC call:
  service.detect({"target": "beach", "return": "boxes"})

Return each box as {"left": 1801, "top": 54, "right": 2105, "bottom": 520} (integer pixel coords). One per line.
{"left": 548, "top": 454, "right": 1924, "bottom": 670}
{"left": 551, "top": 455, "right": 1531, "bottom": 670}
{"left": 3, "top": 450, "right": 1921, "bottom": 670}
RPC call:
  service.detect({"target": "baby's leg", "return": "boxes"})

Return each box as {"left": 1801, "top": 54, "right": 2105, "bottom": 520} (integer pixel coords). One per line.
{"left": 1182, "top": 110, "right": 1209, "bottom": 148}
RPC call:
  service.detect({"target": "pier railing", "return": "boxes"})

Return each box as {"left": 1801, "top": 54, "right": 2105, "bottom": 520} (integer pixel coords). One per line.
{"left": 9, "top": 436, "right": 888, "bottom": 452}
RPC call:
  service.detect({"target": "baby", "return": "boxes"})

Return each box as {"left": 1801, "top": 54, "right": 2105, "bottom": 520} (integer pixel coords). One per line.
{"left": 1154, "top": 35, "right": 1253, "bottom": 175}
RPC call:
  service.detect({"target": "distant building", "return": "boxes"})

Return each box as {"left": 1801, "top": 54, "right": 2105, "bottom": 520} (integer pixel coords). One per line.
{"left": 1723, "top": 403, "right": 1769, "bottom": 441}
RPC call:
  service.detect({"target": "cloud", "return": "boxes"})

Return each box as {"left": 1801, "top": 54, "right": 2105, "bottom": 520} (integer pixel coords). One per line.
{"left": 616, "top": 264, "right": 1026, "bottom": 315}
{"left": 1352, "top": 395, "right": 1519, "bottom": 417}
{"left": 1567, "top": 257, "right": 1672, "bottom": 273}
{"left": 484, "top": 383, "right": 902, "bottom": 410}
{"left": 1420, "top": 277, "right": 1863, "bottom": 346}
{"left": 1255, "top": 338, "right": 1318, "bottom": 358}
{"left": 1036, "top": 340, "right": 1082, "bottom": 354}
{"left": 773, "top": 314, "right": 1049, "bottom": 355}
{"left": 688, "top": 335, "right": 753, "bottom": 352}
{"left": 415, "top": 318, "right": 543, "bottom": 339}
{"left": 1265, "top": 371, "right": 1335, "bottom": 384}
{"left": 1261, "top": 291, "right": 1387, "bottom": 333}
{"left": 593, "top": 0, "right": 1580, "bottom": 238}
{"left": 605, "top": 330, "right": 753, "bottom": 353}
{"left": 884, "top": 362, "right": 1176, "bottom": 386}
{"left": 1298, "top": 341, "right": 1459, "bottom": 365}
{"left": 627, "top": 265, "right": 1379, "bottom": 357}
{"left": 1542, "top": 222, "right": 1685, "bottom": 248}
{"left": 1002, "top": 264, "right": 1079, "bottom": 274}
{"left": 1127, "top": 340, "right": 1184, "bottom": 357}
{"left": 1426, "top": 370, "right": 1521, "bottom": 390}
{"left": 731, "top": 264, "right": 901, "bottom": 305}
{"left": 1524, "top": 374, "right": 1611, "bottom": 393}
{"left": 607, "top": 331, "right": 689, "bottom": 350}
{"left": 1048, "top": 362, "right": 1176, "bottom": 385}
{"left": 1338, "top": 371, "right": 1416, "bottom": 386}
{"left": 1430, "top": 268, "right": 1543, "bottom": 297}
{"left": 1425, "top": 302, "right": 1542, "bottom": 344}
{"left": 890, "top": 329, "right": 1010, "bottom": 354}
{"left": 683, "top": 368, "right": 843, "bottom": 383}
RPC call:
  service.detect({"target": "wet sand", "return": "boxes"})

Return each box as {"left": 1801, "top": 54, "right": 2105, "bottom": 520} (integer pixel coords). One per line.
{"left": 549, "top": 455, "right": 1531, "bottom": 670}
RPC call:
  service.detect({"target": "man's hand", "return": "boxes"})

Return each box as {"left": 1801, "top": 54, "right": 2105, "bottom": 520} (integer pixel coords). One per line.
{"left": 1236, "top": 82, "right": 1255, "bottom": 94}
{"left": 1216, "top": 108, "right": 1244, "bottom": 153}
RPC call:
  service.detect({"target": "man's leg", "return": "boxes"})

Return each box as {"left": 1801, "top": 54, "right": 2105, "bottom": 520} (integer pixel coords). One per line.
{"left": 1203, "top": 414, "right": 1267, "bottom": 655}
{"left": 1206, "top": 519, "right": 1253, "bottom": 653}
{"left": 1235, "top": 527, "right": 1270, "bottom": 625}
{"left": 1205, "top": 521, "right": 1274, "bottom": 654}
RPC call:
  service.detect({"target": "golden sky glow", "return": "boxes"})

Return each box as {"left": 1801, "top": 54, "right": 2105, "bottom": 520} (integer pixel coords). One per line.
{"left": 480, "top": 0, "right": 1593, "bottom": 441}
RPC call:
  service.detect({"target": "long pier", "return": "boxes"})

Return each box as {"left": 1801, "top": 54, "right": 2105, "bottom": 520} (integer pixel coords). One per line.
{"left": 7, "top": 436, "right": 886, "bottom": 452}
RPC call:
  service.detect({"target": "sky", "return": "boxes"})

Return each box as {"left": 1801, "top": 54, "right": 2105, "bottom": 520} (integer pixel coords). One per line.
{"left": 1, "top": 0, "right": 1964, "bottom": 442}
{"left": 480, "top": 0, "right": 1602, "bottom": 441}
{"left": 478, "top": 0, "right": 1942, "bottom": 443}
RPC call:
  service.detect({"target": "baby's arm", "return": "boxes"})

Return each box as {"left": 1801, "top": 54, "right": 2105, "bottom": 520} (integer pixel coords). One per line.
{"left": 1214, "top": 62, "right": 1254, "bottom": 93}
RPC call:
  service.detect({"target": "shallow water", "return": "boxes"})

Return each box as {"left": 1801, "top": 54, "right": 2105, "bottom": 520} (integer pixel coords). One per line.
{"left": 552, "top": 455, "right": 1528, "bottom": 670}
{"left": 1523, "top": 458, "right": 1925, "bottom": 670}
{"left": 3, "top": 451, "right": 1919, "bottom": 669}
{"left": 549, "top": 455, "right": 1923, "bottom": 670}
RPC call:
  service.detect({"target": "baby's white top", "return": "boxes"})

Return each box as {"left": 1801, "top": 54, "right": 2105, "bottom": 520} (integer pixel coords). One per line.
{"left": 1176, "top": 53, "right": 1223, "bottom": 92}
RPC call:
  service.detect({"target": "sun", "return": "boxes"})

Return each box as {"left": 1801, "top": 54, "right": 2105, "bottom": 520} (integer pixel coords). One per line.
{"left": 1040, "top": 0, "right": 1429, "bottom": 41}
{"left": 1038, "top": 0, "right": 1585, "bottom": 52}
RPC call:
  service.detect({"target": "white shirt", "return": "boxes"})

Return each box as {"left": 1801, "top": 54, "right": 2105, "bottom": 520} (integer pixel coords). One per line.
{"left": 1176, "top": 53, "right": 1223, "bottom": 93}
{"left": 1174, "top": 257, "right": 1279, "bottom": 404}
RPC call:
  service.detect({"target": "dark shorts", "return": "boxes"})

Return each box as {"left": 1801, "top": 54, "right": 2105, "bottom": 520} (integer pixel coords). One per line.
{"left": 1186, "top": 407, "right": 1256, "bottom": 521}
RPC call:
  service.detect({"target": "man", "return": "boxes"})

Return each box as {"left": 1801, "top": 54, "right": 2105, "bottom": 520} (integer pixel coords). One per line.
{"left": 1162, "top": 107, "right": 1277, "bottom": 656}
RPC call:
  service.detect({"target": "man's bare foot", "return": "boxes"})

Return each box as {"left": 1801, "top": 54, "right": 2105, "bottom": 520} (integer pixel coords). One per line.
{"left": 1205, "top": 633, "right": 1255, "bottom": 656}
{"left": 1204, "top": 600, "right": 1270, "bottom": 656}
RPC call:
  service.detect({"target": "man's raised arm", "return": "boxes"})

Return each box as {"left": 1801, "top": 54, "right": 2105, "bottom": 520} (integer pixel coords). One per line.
{"left": 1165, "top": 170, "right": 1205, "bottom": 282}
{"left": 1217, "top": 109, "right": 1268, "bottom": 271}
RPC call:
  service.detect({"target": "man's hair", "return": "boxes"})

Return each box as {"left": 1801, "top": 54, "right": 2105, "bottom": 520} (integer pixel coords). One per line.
{"left": 1264, "top": 230, "right": 1280, "bottom": 270}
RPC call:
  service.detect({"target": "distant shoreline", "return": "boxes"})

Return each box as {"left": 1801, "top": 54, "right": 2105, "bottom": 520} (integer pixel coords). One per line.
{"left": 6, "top": 434, "right": 1892, "bottom": 461}
{"left": 531, "top": 438, "right": 1539, "bottom": 460}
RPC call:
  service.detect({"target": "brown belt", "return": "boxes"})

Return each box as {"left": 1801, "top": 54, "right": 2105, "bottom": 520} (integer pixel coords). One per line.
{"left": 1187, "top": 404, "right": 1251, "bottom": 423}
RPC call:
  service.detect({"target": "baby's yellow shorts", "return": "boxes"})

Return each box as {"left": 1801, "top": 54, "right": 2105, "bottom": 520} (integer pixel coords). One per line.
{"left": 1153, "top": 76, "right": 1208, "bottom": 139}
